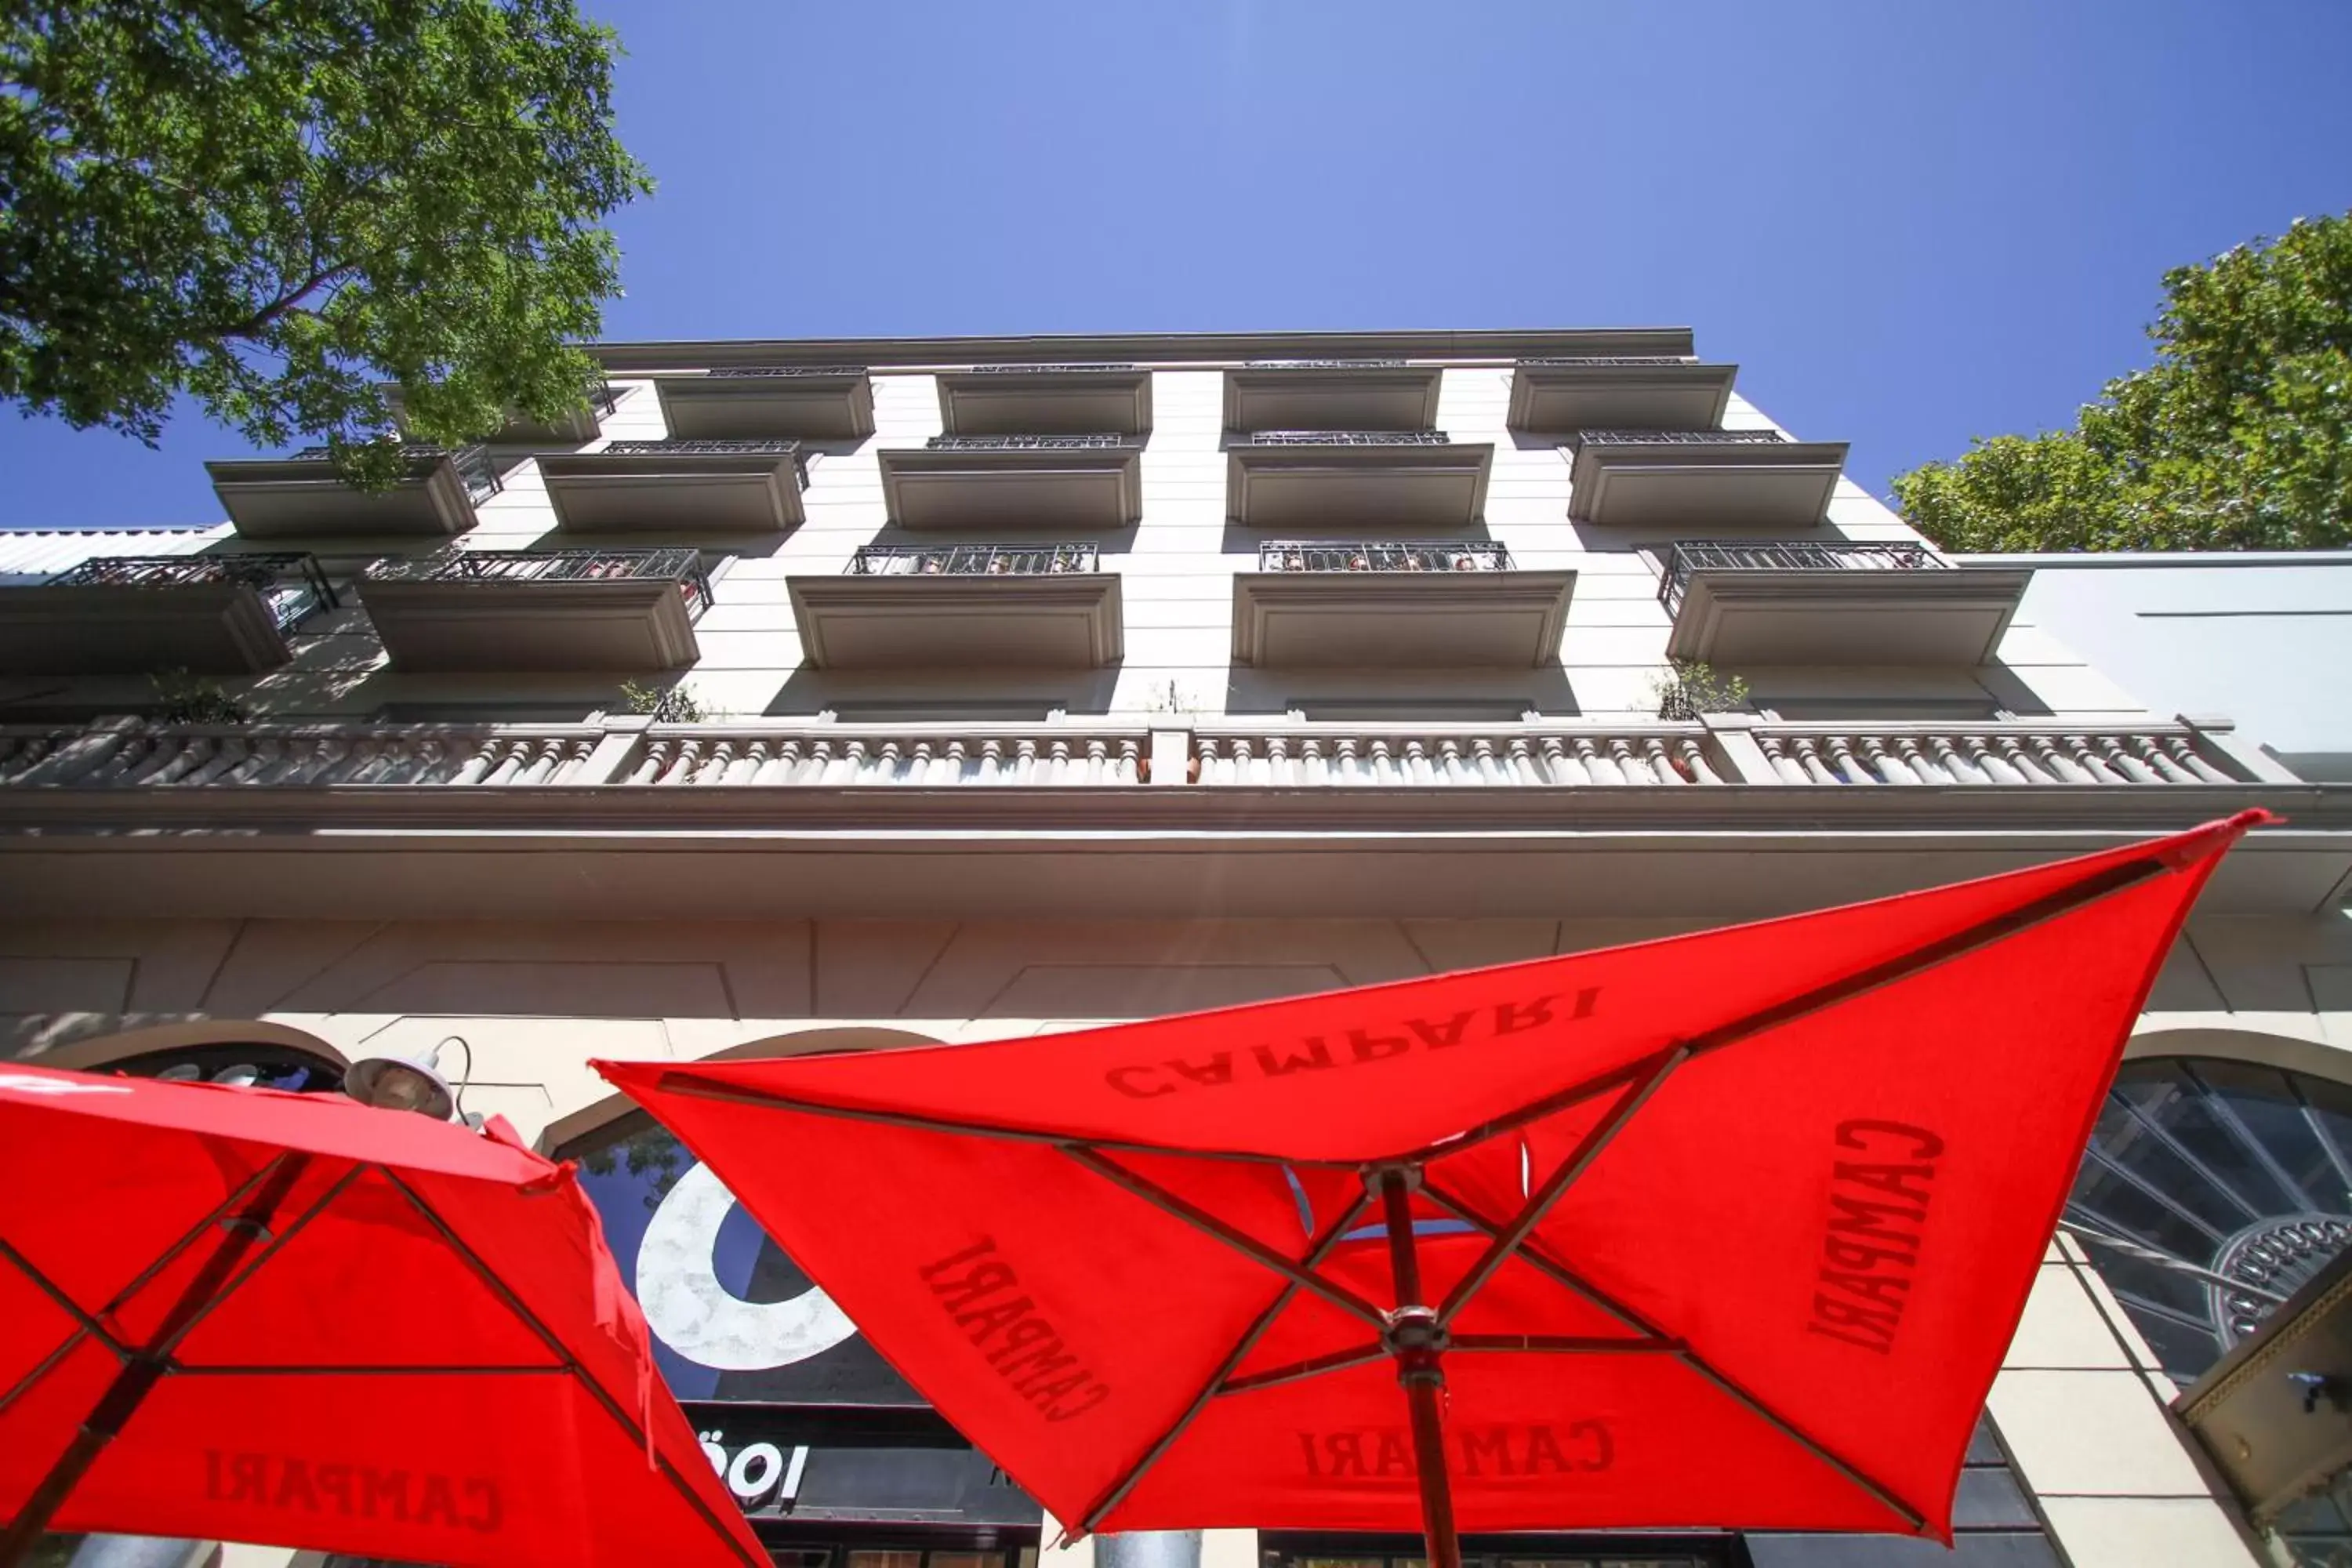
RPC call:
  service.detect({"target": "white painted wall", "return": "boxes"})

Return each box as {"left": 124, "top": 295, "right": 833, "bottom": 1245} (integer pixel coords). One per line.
{"left": 1965, "top": 552, "right": 2352, "bottom": 780}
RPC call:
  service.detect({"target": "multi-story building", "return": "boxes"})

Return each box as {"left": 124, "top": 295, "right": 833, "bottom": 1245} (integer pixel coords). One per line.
{"left": 1, "top": 330, "right": 2348, "bottom": 1568}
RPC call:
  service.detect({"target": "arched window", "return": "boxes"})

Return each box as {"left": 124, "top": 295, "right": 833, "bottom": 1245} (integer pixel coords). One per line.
{"left": 100, "top": 1040, "right": 346, "bottom": 1095}
{"left": 2067, "top": 1056, "right": 2352, "bottom": 1384}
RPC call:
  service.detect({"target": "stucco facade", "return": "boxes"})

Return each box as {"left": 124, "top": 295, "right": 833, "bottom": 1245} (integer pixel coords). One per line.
{"left": 3, "top": 331, "right": 2348, "bottom": 1568}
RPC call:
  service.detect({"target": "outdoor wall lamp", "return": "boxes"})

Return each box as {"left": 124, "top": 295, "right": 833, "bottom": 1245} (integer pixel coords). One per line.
{"left": 343, "top": 1035, "right": 472, "bottom": 1122}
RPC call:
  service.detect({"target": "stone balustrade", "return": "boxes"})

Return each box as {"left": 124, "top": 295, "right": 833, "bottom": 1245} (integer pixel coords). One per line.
{"left": 1193, "top": 726, "right": 1721, "bottom": 786}
{"left": 0, "top": 716, "right": 2276, "bottom": 793}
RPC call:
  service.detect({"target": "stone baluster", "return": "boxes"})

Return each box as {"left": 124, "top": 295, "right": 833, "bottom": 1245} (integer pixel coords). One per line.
{"left": 1298, "top": 738, "right": 1327, "bottom": 786}
{"left": 1782, "top": 738, "right": 1835, "bottom": 785}
{"left": 2072, "top": 737, "right": 2127, "bottom": 783}
{"left": 1606, "top": 738, "right": 1643, "bottom": 784}
{"left": 1678, "top": 737, "right": 1724, "bottom": 785}
{"left": 1396, "top": 740, "right": 1428, "bottom": 786}
{"left": 753, "top": 740, "right": 797, "bottom": 785}
{"left": 1986, "top": 736, "right": 2044, "bottom": 784}
{"left": 1504, "top": 738, "right": 1541, "bottom": 786}
{"left": 1331, "top": 736, "right": 1363, "bottom": 785}
{"left": 1924, "top": 735, "right": 1980, "bottom": 784}
{"left": 724, "top": 740, "right": 766, "bottom": 785}
{"left": 1753, "top": 735, "right": 1799, "bottom": 785}
{"left": 1431, "top": 739, "right": 1464, "bottom": 785}
{"left": 802, "top": 739, "right": 842, "bottom": 785}
{"left": 1857, "top": 737, "right": 1911, "bottom": 784}
{"left": 140, "top": 737, "right": 213, "bottom": 786}
{"left": 217, "top": 738, "right": 282, "bottom": 785}
{"left": 1365, "top": 738, "right": 1399, "bottom": 785}
{"left": 1819, "top": 735, "right": 1871, "bottom": 785}
{"left": 1642, "top": 737, "right": 1684, "bottom": 786}
{"left": 938, "top": 739, "right": 969, "bottom": 785}
{"left": 2162, "top": 735, "right": 2234, "bottom": 783}
{"left": 2027, "top": 735, "right": 2093, "bottom": 784}
{"left": 1469, "top": 738, "right": 1505, "bottom": 786}
{"left": 973, "top": 739, "right": 1002, "bottom": 785}
{"left": 1115, "top": 739, "right": 1142, "bottom": 784}
{"left": 1889, "top": 736, "right": 1940, "bottom": 783}
{"left": 624, "top": 739, "right": 670, "bottom": 786}
{"left": 180, "top": 738, "right": 250, "bottom": 786}
{"left": 1080, "top": 739, "right": 1108, "bottom": 784}
{"left": 2132, "top": 735, "right": 2195, "bottom": 783}
{"left": 2096, "top": 735, "right": 2159, "bottom": 784}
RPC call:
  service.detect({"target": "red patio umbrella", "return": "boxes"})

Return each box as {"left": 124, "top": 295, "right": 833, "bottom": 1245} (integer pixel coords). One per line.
{"left": 0, "top": 1065, "right": 767, "bottom": 1568}
{"left": 597, "top": 811, "right": 2267, "bottom": 1566}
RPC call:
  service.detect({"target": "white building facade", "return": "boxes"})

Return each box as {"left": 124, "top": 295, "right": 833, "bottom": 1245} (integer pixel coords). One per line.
{"left": 1, "top": 332, "right": 2348, "bottom": 1568}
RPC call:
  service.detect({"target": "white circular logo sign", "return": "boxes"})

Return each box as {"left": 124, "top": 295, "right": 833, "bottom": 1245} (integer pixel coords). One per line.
{"left": 633, "top": 1161, "right": 858, "bottom": 1370}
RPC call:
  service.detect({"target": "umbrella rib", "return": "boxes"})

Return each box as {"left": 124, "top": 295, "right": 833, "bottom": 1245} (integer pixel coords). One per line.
{"left": 1446, "top": 1334, "right": 1682, "bottom": 1353}
{"left": 1063, "top": 1147, "right": 1388, "bottom": 1327}
{"left": 1436, "top": 1046, "right": 1690, "bottom": 1327}
{"left": 165, "top": 1363, "right": 573, "bottom": 1377}
{"left": 376, "top": 1167, "right": 768, "bottom": 1568}
{"left": 1417, "top": 1181, "right": 1656, "bottom": 1339}
{"left": 147, "top": 1160, "right": 365, "bottom": 1364}
{"left": 96, "top": 1152, "right": 297, "bottom": 1319}
{"left": 0, "top": 1330, "right": 92, "bottom": 1424}
{"left": 0, "top": 1234, "right": 129, "bottom": 1359}
{"left": 1073, "top": 1188, "right": 1372, "bottom": 1534}
{"left": 659, "top": 1073, "right": 1350, "bottom": 1167}
{"left": 1216, "top": 1342, "right": 1388, "bottom": 1396}
{"left": 1421, "top": 852, "right": 2176, "bottom": 1164}
{"left": 1527, "top": 1251, "right": 1928, "bottom": 1532}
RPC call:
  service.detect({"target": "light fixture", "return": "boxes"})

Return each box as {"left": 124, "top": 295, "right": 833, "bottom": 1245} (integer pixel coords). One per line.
{"left": 343, "top": 1036, "right": 469, "bottom": 1121}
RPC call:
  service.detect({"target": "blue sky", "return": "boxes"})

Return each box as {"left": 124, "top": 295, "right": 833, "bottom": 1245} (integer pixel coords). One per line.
{"left": 6, "top": 0, "right": 2350, "bottom": 528}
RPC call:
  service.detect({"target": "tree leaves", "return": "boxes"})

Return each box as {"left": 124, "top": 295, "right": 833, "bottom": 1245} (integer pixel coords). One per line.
{"left": 0, "top": 0, "right": 651, "bottom": 487}
{"left": 1895, "top": 212, "right": 2352, "bottom": 554}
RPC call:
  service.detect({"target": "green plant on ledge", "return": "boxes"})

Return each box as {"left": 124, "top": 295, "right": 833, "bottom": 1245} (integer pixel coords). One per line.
{"left": 619, "top": 681, "right": 706, "bottom": 724}
{"left": 1650, "top": 661, "right": 1750, "bottom": 721}
{"left": 149, "top": 670, "right": 247, "bottom": 726}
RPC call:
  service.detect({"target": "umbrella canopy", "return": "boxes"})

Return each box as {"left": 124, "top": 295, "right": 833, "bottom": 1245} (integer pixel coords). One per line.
{"left": 593, "top": 811, "right": 2264, "bottom": 1563}
{"left": 597, "top": 818, "right": 2267, "bottom": 1561}
{"left": 0, "top": 1066, "right": 768, "bottom": 1568}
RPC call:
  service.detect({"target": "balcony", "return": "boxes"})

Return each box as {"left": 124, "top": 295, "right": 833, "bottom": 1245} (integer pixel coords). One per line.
{"left": 1222, "top": 361, "right": 1443, "bottom": 432}
{"left": 652, "top": 366, "right": 875, "bottom": 441}
{"left": 935, "top": 365, "right": 1152, "bottom": 437}
{"left": 1508, "top": 358, "right": 1737, "bottom": 434}
{"left": 1227, "top": 430, "right": 1492, "bottom": 530}
{"left": 1660, "top": 540, "right": 2033, "bottom": 666}
{"left": 208, "top": 445, "right": 499, "bottom": 540}
{"left": 383, "top": 381, "right": 620, "bottom": 444}
{"left": 539, "top": 440, "right": 807, "bottom": 535}
{"left": 1566, "top": 430, "right": 1849, "bottom": 528}
{"left": 0, "top": 554, "right": 335, "bottom": 674}
{"left": 358, "top": 549, "right": 710, "bottom": 672}
{"left": 879, "top": 435, "right": 1142, "bottom": 531}
{"left": 1231, "top": 541, "right": 1573, "bottom": 669}
{"left": 789, "top": 543, "right": 1122, "bottom": 670}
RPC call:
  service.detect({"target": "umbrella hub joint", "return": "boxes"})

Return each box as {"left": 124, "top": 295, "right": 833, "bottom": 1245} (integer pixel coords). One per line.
{"left": 1383, "top": 1303, "right": 1449, "bottom": 1383}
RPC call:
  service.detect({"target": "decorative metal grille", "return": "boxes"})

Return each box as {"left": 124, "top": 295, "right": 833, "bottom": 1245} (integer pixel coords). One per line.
{"left": 1571, "top": 428, "right": 1789, "bottom": 448}
{"left": 701, "top": 365, "right": 867, "bottom": 378}
{"left": 287, "top": 442, "right": 501, "bottom": 503}
{"left": 923, "top": 434, "right": 1131, "bottom": 452}
{"left": 1243, "top": 359, "right": 1410, "bottom": 369}
{"left": 601, "top": 439, "right": 803, "bottom": 457}
{"left": 848, "top": 543, "right": 1100, "bottom": 576}
{"left": 1657, "top": 540, "right": 1944, "bottom": 614}
{"left": 966, "top": 363, "right": 1138, "bottom": 374}
{"left": 1257, "top": 541, "right": 1511, "bottom": 573}
{"left": 1516, "top": 356, "right": 1700, "bottom": 368}
{"left": 2065, "top": 1056, "right": 2352, "bottom": 1383}
{"left": 48, "top": 554, "right": 339, "bottom": 632}
{"left": 365, "top": 549, "right": 713, "bottom": 615}
{"left": 1242, "top": 430, "right": 1454, "bottom": 447}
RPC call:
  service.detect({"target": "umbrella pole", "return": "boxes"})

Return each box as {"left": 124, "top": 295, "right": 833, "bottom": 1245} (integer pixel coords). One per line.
{"left": 0, "top": 1156, "right": 310, "bottom": 1568}
{"left": 1378, "top": 1168, "right": 1461, "bottom": 1568}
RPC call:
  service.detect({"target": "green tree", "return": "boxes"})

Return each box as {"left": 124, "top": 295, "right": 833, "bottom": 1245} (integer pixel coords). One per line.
{"left": 0, "top": 0, "right": 650, "bottom": 487}
{"left": 1895, "top": 212, "right": 2352, "bottom": 553}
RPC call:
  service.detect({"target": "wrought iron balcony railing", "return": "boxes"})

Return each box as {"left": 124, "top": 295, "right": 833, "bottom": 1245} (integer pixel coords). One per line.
{"left": 922, "top": 434, "right": 1131, "bottom": 452}
{"left": 848, "top": 543, "right": 1100, "bottom": 577}
{"left": 703, "top": 365, "right": 868, "bottom": 378}
{"left": 1241, "top": 430, "right": 1454, "bottom": 447}
{"left": 289, "top": 442, "right": 502, "bottom": 503}
{"left": 601, "top": 439, "right": 803, "bottom": 457}
{"left": 1243, "top": 359, "right": 1409, "bottom": 369}
{"left": 46, "top": 554, "right": 339, "bottom": 633}
{"left": 1657, "top": 540, "right": 1944, "bottom": 615}
{"left": 1568, "top": 428, "right": 1788, "bottom": 449}
{"left": 1515, "top": 357, "right": 1697, "bottom": 368}
{"left": 967, "top": 363, "right": 1138, "bottom": 375}
{"left": 364, "top": 549, "right": 713, "bottom": 615}
{"left": 1258, "top": 541, "right": 1512, "bottom": 573}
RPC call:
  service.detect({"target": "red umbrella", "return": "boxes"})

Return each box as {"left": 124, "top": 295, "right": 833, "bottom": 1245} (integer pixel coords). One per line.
{"left": 0, "top": 1065, "right": 767, "bottom": 1568}
{"left": 596, "top": 811, "right": 2267, "bottom": 1566}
